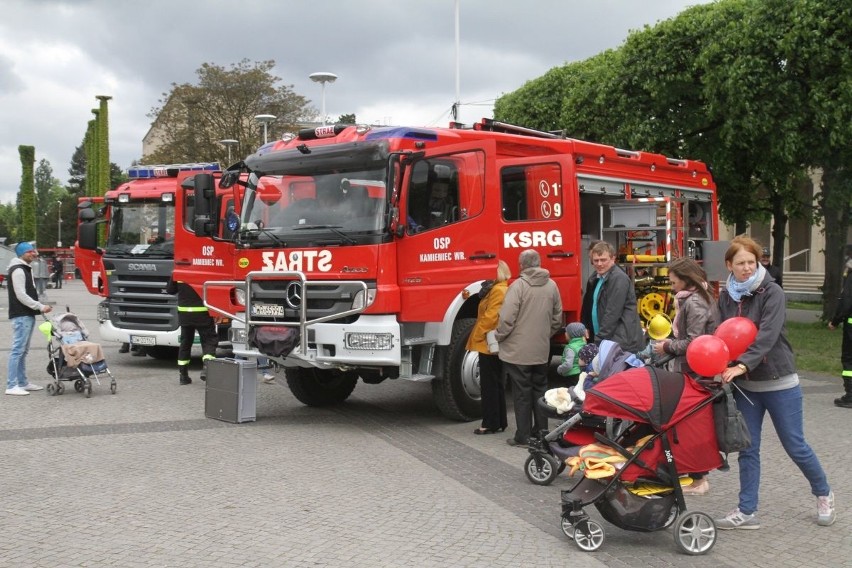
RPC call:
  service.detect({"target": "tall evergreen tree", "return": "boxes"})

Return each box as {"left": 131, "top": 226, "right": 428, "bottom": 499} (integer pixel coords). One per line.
{"left": 18, "top": 145, "right": 36, "bottom": 243}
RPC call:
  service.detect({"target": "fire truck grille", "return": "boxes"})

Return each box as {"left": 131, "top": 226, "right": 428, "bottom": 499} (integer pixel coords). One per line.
{"left": 249, "top": 280, "right": 371, "bottom": 325}
{"left": 106, "top": 270, "right": 178, "bottom": 332}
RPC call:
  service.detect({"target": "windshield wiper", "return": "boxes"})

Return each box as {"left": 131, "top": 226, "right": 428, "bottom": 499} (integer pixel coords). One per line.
{"left": 240, "top": 223, "right": 287, "bottom": 247}
{"left": 291, "top": 225, "right": 357, "bottom": 245}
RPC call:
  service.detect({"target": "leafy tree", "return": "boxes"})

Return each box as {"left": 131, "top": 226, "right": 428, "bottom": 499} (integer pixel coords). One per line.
{"left": 144, "top": 59, "right": 315, "bottom": 165}
{"left": 337, "top": 113, "right": 357, "bottom": 125}
{"left": 34, "top": 159, "right": 68, "bottom": 247}
{"left": 68, "top": 143, "right": 87, "bottom": 195}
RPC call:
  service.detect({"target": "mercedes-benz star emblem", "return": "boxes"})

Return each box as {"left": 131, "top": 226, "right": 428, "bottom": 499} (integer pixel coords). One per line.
{"left": 285, "top": 282, "right": 303, "bottom": 309}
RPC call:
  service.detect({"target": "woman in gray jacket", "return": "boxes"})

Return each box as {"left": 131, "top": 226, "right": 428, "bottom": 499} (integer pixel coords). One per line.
{"left": 714, "top": 235, "right": 834, "bottom": 530}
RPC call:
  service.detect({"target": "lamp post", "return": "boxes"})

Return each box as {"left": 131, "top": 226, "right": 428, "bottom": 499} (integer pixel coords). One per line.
{"left": 309, "top": 72, "right": 338, "bottom": 125}
{"left": 219, "top": 139, "right": 238, "bottom": 163}
{"left": 56, "top": 201, "right": 62, "bottom": 248}
{"left": 254, "top": 115, "right": 276, "bottom": 145}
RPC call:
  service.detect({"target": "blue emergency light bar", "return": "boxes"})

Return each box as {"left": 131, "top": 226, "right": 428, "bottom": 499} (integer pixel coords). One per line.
{"left": 128, "top": 162, "right": 221, "bottom": 180}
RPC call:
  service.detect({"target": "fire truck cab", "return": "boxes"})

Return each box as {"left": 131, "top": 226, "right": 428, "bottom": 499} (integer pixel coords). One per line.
{"left": 189, "top": 120, "right": 718, "bottom": 421}
{"left": 76, "top": 163, "right": 230, "bottom": 359}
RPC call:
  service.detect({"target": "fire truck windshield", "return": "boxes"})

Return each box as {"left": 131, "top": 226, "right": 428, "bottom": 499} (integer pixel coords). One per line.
{"left": 106, "top": 201, "right": 175, "bottom": 257}
{"left": 238, "top": 168, "right": 388, "bottom": 245}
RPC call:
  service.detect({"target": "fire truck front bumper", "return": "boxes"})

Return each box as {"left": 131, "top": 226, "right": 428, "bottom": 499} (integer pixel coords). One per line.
{"left": 229, "top": 314, "right": 402, "bottom": 368}
{"left": 98, "top": 320, "right": 181, "bottom": 348}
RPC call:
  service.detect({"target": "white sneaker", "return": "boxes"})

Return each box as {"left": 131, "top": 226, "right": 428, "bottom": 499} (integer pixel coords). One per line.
{"left": 22, "top": 383, "right": 44, "bottom": 391}
{"left": 262, "top": 373, "right": 276, "bottom": 384}
{"left": 817, "top": 491, "right": 836, "bottom": 526}
{"left": 5, "top": 386, "right": 30, "bottom": 396}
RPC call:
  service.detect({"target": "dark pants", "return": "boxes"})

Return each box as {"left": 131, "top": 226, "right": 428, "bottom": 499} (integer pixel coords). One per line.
{"left": 177, "top": 321, "right": 218, "bottom": 366}
{"left": 841, "top": 321, "right": 852, "bottom": 378}
{"left": 478, "top": 353, "right": 507, "bottom": 431}
{"left": 505, "top": 361, "right": 549, "bottom": 443}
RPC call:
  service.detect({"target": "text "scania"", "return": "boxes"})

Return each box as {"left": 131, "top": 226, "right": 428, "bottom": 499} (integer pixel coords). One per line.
{"left": 127, "top": 263, "right": 157, "bottom": 271}
{"left": 503, "top": 230, "right": 563, "bottom": 248}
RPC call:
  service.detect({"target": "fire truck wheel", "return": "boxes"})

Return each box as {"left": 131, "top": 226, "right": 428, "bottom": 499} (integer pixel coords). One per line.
{"left": 285, "top": 367, "right": 358, "bottom": 407}
{"left": 432, "top": 318, "right": 482, "bottom": 422}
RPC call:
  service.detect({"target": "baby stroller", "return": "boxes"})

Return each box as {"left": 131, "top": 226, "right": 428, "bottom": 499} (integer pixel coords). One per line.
{"left": 39, "top": 312, "right": 117, "bottom": 397}
{"left": 558, "top": 365, "right": 723, "bottom": 555}
{"left": 524, "top": 340, "right": 648, "bottom": 486}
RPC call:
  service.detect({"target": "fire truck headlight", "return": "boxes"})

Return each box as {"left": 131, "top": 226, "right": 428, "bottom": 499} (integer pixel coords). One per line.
{"left": 233, "top": 287, "right": 246, "bottom": 306}
{"left": 96, "top": 301, "right": 109, "bottom": 323}
{"left": 352, "top": 288, "right": 376, "bottom": 310}
{"left": 345, "top": 332, "right": 393, "bottom": 350}
{"left": 229, "top": 327, "right": 247, "bottom": 344}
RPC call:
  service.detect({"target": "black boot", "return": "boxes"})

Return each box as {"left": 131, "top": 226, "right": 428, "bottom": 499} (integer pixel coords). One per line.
{"left": 835, "top": 378, "right": 852, "bottom": 408}
{"left": 179, "top": 366, "right": 192, "bottom": 385}
{"left": 118, "top": 343, "right": 130, "bottom": 354}
{"left": 200, "top": 361, "right": 208, "bottom": 382}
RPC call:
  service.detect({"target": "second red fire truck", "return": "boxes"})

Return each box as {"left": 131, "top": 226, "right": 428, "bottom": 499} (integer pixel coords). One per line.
{"left": 179, "top": 119, "right": 718, "bottom": 420}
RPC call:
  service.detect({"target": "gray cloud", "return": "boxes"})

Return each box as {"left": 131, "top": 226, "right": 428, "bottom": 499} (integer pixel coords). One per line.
{"left": 0, "top": 0, "right": 710, "bottom": 203}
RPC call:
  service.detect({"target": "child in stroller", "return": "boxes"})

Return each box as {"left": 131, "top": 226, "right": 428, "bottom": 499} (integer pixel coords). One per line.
{"left": 39, "top": 311, "right": 116, "bottom": 397}
{"left": 524, "top": 340, "right": 649, "bottom": 486}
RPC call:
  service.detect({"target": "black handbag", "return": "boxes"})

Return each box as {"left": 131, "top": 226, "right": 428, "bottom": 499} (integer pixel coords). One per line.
{"left": 713, "top": 382, "right": 752, "bottom": 454}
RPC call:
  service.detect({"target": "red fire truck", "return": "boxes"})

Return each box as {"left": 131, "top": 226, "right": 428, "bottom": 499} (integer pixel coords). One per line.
{"left": 185, "top": 119, "right": 718, "bottom": 420}
{"left": 76, "top": 163, "right": 232, "bottom": 359}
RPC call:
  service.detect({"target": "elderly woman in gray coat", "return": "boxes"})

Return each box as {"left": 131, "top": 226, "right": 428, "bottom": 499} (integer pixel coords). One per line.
{"left": 494, "top": 249, "right": 563, "bottom": 447}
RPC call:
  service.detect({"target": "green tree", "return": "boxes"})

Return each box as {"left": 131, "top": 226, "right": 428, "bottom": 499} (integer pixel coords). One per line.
{"left": 144, "top": 59, "right": 315, "bottom": 165}
{"left": 18, "top": 145, "right": 36, "bottom": 243}
{"left": 337, "top": 113, "right": 357, "bottom": 125}
{"left": 34, "top": 159, "right": 67, "bottom": 247}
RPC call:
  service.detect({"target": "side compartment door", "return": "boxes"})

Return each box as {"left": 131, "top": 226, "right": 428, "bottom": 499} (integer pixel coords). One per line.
{"left": 498, "top": 156, "right": 581, "bottom": 319}
{"left": 396, "top": 141, "right": 496, "bottom": 322}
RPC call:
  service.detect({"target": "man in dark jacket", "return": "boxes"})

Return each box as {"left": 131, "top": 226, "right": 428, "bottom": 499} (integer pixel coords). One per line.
{"left": 6, "top": 242, "right": 52, "bottom": 396}
{"left": 828, "top": 244, "right": 852, "bottom": 408}
{"left": 166, "top": 278, "right": 218, "bottom": 385}
{"left": 581, "top": 240, "right": 645, "bottom": 353}
{"left": 760, "top": 248, "right": 783, "bottom": 288}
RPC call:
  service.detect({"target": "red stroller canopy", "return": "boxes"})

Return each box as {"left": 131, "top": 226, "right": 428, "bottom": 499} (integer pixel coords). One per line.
{"left": 584, "top": 366, "right": 722, "bottom": 479}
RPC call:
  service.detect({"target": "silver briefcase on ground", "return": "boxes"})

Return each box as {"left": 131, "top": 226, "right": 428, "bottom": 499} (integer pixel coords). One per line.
{"left": 204, "top": 358, "right": 257, "bottom": 423}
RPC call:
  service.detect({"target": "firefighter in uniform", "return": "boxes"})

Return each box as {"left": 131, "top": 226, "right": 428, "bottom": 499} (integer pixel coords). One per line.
{"left": 828, "top": 244, "right": 852, "bottom": 408}
{"left": 167, "top": 278, "right": 218, "bottom": 385}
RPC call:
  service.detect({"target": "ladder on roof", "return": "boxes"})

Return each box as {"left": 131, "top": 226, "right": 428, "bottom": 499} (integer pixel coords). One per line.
{"left": 471, "top": 118, "right": 566, "bottom": 139}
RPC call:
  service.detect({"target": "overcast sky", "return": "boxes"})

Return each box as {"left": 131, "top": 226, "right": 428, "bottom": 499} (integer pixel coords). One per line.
{"left": 0, "top": 0, "right": 712, "bottom": 204}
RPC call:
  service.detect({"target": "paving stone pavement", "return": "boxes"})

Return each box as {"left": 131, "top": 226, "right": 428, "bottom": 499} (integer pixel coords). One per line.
{"left": 0, "top": 281, "right": 849, "bottom": 567}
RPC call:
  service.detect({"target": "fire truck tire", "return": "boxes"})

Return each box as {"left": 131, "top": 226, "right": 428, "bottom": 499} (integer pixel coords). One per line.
{"left": 432, "top": 318, "right": 481, "bottom": 422}
{"left": 285, "top": 367, "right": 358, "bottom": 407}
{"left": 146, "top": 346, "right": 179, "bottom": 360}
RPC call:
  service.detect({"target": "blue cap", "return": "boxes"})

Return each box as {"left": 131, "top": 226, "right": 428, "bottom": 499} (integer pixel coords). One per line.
{"left": 15, "top": 242, "right": 35, "bottom": 256}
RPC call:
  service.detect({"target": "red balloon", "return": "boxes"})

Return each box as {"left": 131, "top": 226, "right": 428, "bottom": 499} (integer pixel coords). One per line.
{"left": 714, "top": 317, "right": 758, "bottom": 360}
{"left": 686, "top": 335, "right": 730, "bottom": 377}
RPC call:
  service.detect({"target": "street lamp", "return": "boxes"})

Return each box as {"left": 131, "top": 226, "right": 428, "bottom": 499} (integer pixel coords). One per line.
{"left": 254, "top": 114, "right": 276, "bottom": 144}
{"left": 56, "top": 201, "right": 62, "bottom": 248}
{"left": 309, "top": 72, "right": 338, "bottom": 125}
{"left": 219, "top": 139, "right": 238, "bottom": 163}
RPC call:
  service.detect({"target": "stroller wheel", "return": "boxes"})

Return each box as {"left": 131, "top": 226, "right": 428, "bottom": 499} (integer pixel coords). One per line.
{"left": 524, "top": 453, "right": 560, "bottom": 486}
{"left": 674, "top": 511, "right": 716, "bottom": 555}
{"left": 46, "top": 383, "right": 57, "bottom": 396}
{"left": 57, "top": 382, "right": 65, "bottom": 395}
{"left": 560, "top": 516, "right": 575, "bottom": 539}
{"left": 573, "top": 519, "right": 605, "bottom": 552}
{"left": 110, "top": 380, "right": 117, "bottom": 395}
{"left": 74, "top": 379, "right": 84, "bottom": 393}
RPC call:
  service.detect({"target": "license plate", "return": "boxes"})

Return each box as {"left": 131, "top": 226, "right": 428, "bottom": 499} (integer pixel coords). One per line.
{"left": 130, "top": 335, "right": 156, "bottom": 346}
{"left": 251, "top": 303, "right": 285, "bottom": 317}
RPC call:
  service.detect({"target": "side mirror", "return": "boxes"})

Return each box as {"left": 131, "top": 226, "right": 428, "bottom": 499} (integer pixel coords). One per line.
{"left": 78, "top": 222, "right": 99, "bottom": 250}
{"left": 219, "top": 171, "right": 238, "bottom": 189}
{"left": 193, "top": 174, "right": 216, "bottom": 237}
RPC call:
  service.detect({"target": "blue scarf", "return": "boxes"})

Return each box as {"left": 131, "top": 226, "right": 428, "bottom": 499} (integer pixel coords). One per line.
{"left": 726, "top": 264, "right": 766, "bottom": 302}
